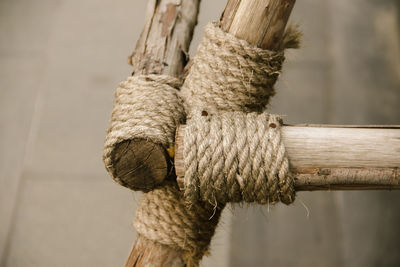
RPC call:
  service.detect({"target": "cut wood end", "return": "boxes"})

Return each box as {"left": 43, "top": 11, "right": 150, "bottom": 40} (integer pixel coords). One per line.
{"left": 112, "top": 139, "right": 169, "bottom": 192}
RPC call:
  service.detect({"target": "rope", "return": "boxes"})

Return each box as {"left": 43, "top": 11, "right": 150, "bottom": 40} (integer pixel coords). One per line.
{"left": 180, "top": 22, "right": 299, "bottom": 206}
{"left": 103, "top": 21, "right": 299, "bottom": 266}
{"left": 103, "top": 75, "right": 222, "bottom": 266}
{"left": 183, "top": 112, "right": 295, "bottom": 206}
{"left": 103, "top": 75, "right": 185, "bottom": 186}
{"left": 181, "top": 22, "right": 300, "bottom": 116}
{"left": 134, "top": 182, "right": 223, "bottom": 266}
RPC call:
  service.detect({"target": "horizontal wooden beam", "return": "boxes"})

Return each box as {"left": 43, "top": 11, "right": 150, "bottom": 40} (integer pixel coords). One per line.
{"left": 175, "top": 125, "right": 400, "bottom": 191}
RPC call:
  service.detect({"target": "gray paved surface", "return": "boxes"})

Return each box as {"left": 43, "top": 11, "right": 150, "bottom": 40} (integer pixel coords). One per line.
{"left": 1, "top": 0, "right": 399, "bottom": 266}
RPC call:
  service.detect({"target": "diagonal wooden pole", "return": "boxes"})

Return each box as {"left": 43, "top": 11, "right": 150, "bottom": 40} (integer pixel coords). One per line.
{"left": 120, "top": 0, "right": 201, "bottom": 266}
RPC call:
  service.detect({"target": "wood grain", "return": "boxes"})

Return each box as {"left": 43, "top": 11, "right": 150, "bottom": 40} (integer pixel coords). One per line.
{"left": 221, "top": 0, "right": 296, "bottom": 50}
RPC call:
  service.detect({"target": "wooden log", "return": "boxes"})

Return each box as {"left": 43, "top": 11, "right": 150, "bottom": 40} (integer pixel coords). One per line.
{"left": 123, "top": 0, "right": 200, "bottom": 266}
{"left": 112, "top": 0, "right": 200, "bottom": 192}
{"left": 175, "top": 125, "right": 400, "bottom": 191}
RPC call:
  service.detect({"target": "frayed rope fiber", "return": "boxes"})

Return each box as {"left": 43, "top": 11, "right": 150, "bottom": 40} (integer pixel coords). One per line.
{"left": 103, "top": 74, "right": 185, "bottom": 186}
{"left": 180, "top": 22, "right": 299, "bottom": 206}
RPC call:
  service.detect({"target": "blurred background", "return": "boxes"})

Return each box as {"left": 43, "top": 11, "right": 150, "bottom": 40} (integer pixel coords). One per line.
{"left": 0, "top": 0, "right": 399, "bottom": 266}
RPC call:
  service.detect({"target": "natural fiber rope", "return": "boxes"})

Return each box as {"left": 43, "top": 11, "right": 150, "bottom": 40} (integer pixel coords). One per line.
{"left": 184, "top": 112, "right": 295, "bottom": 206}
{"left": 103, "top": 75, "right": 222, "bottom": 265}
{"left": 181, "top": 22, "right": 300, "bottom": 116}
{"left": 103, "top": 74, "right": 185, "bottom": 185}
{"left": 134, "top": 182, "right": 223, "bottom": 266}
{"left": 103, "top": 21, "right": 299, "bottom": 266}
{"left": 180, "top": 22, "right": 299, "bottom": 206}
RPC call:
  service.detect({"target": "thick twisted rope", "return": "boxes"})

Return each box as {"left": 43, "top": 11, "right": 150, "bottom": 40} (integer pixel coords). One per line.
{"left": 181, "top": 22, "right": 300, "bottom": 116}
{"left": 103, "top": 75, "right": 185, "bottom": 186}
{"left": 184, "top": 112, "right": 295, "bottom": 206}
{"left": 134, "top": 182, "right": 223, "bottom": 266}
{"left": 180, "top": 22, "right": 299, "bottom": 206}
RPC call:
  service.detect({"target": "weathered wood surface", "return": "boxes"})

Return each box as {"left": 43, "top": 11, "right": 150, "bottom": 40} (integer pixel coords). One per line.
{"left": 125, "top": 236, "right": 184, "bottom": 267}
{"left": 123, "top": 0, "right": 200, "bottom": 266}
{"left": 175, "top": 125, "right": 400, "bottom": 191}
{"left": 112, "top": 0, "right": 200, "bottom": 192}
{"left": 221, "top": 0, "right": 296, "bottom": 50}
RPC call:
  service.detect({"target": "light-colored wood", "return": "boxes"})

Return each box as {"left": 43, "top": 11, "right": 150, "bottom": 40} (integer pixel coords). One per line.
{"left": 175, "top": 125, "right": 400, "bottom": 190}
{"left": 112, "top": 0, "right": 200, "bottom": 192}
{"left": 282, "top": 125, "right": 400, "bottom": 168}
{"left": 221, "top": 0, "right": 296, "bottom": 50}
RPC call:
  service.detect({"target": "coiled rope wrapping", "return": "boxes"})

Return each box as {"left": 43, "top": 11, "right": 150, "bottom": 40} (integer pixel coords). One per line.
{"left": 181, "top": 22, "right": 300, "bottom": 115}
{"left": 180, "top": 22, "right": 299, "bottom": 206}
{"left": 103, "top": 75, "right": 222, "bottom": 266}
{"left": 184, "top": 112, "right": 294, "bottom": 206}
{"left": 103, "top": 21, "right": 299, "bottom": 266}
{"left": 103, "top": 75, "right": 185, "bottom": 186}
{"left": 134, "top": 182, "right": 223, "bottom": 266}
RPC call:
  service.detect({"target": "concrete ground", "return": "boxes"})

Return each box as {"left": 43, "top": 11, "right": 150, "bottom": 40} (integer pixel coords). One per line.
{"left": 1, "top": 0, "right": 399, "bottom": 266}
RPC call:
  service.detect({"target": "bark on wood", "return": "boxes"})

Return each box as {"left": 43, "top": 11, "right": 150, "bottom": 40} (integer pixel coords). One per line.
{"left": 112, "top": 0, "right": 200, "bottom": 192}
{"left": 123, "top": 0, "right": 200, "bottom": 266}
{"left": 175, "top": 125, "right": 400, "bottom": 191}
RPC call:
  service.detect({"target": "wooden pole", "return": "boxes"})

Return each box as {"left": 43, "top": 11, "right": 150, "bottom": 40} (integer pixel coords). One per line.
{"left": 175, "top": 125, "right": 400, "bottom": 191}
{"left": 111, "top": 0, "right": 200, "bottom": 192}
{"left": 122, "top": 0, "right": 200, "bottom": 266}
